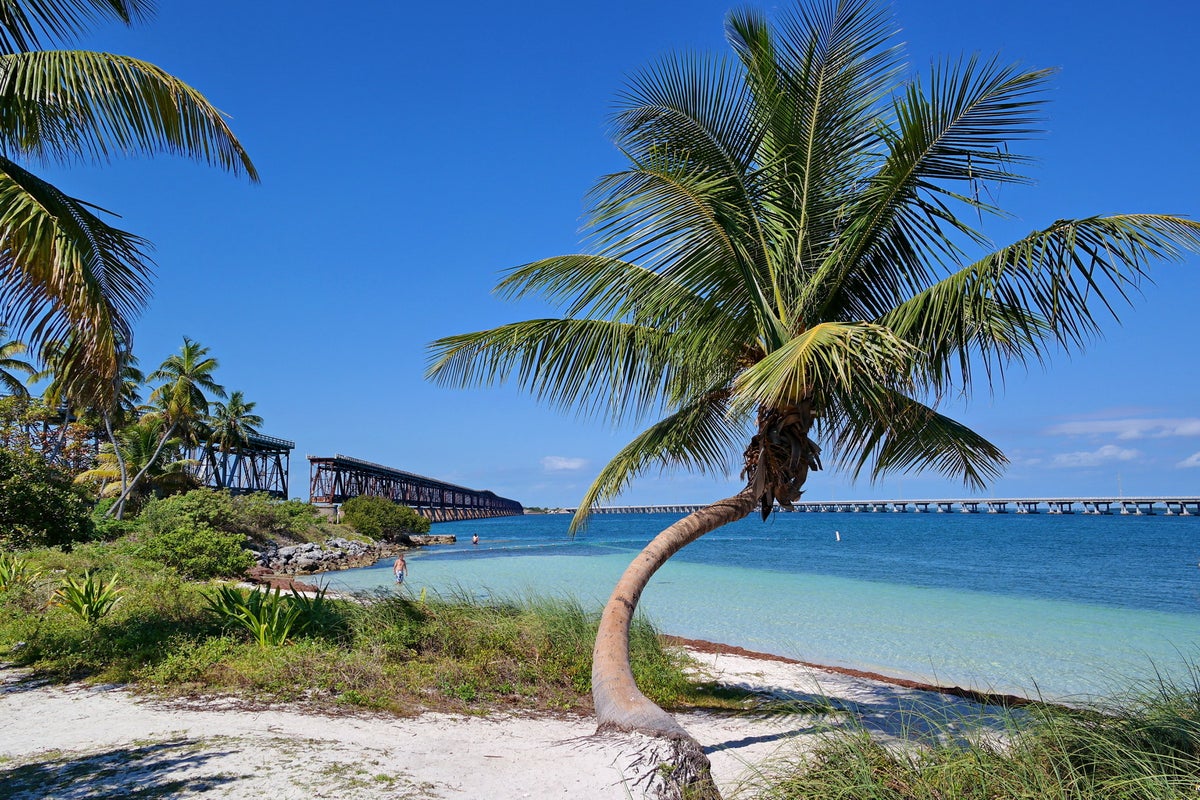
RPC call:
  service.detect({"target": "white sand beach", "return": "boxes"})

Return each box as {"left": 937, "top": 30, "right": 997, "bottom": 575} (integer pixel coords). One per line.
{"left": 0, "top": 648, "right": 1010, "bottom": 799}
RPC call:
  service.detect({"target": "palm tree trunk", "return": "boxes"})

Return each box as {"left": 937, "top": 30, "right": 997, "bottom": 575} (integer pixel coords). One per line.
{"left": 591, "top": 487, "right": 757, "bottom": 798}
{"left": 46, "top": 404, "right": 71, "bottom": 463}
{"left": 107, "top": 420, "right": 177, "bottom": 518}
{"left": 592, "top": 487, "right": 756, "bottom": 734}
{"left": 103, "top": 414, "right": 129, "bottom": 517}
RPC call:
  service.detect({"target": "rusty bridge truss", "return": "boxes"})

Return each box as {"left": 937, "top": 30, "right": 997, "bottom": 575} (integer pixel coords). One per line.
{"left": 188, "top": 433, "right": 294, "bottom": 499}
{"left": 308, "top": 454, "right": 523, "bottom": 522}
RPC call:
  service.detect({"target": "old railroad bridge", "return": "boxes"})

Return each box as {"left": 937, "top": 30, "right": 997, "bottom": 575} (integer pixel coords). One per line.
{"left": 570, "top": 497, "right": 1200, "bottom": 516}
{"left": 308, "top": 454, "right": 523, "bottom": 522}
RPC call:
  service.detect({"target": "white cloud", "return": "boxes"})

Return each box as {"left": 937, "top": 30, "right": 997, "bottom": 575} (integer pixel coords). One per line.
{"left": 1046, "top": 418, "right": 1200, "bottom": 440}
{"left": 1178, "top": 452, "right": 1200, "bottom": 468}
{"left": 1051, "top": 445, "right": 1140, "bottom": 468}
{"left": 541, "top": 456, "right": 588, "bottom": 472}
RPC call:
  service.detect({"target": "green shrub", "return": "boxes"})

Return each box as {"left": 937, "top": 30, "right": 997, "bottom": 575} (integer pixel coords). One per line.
{"left": 137, "top": 521, "right": 254, "bottom": 579}
{"left": 341, "top": 495, "right": 431, "bottom": 539}
{"left": 0, "top": 448, "right": 92, "bottom": 548}
{"left": 90, "top": 499, "right": 136, "bottom": 541}
{"left": 137, "top": 489, "right": 324, "bottom": 544}
{"left": 138, "top": 489, "right": 240, "bottom": 538}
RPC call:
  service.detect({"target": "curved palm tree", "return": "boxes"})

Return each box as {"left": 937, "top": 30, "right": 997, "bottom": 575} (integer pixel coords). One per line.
{"left": 208, "top": 391, "right": 263, "bottom": 454}
{"left": 0, "top": 325, "right": 34, "bottom": 396}
{"left": 0, "top": 0, "right": 257, "bottom": 408}
{"left": 428, "top": 0, "right": 1200, "bottom": 782}
{"left": 110, "top": 336, "right": 224, "bottom": 516}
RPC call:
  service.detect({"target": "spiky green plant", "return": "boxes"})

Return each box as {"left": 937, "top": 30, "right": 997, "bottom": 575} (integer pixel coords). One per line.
{"left": 204, "top": 585, "right": 305, "bottom": 648}
{"left": 0, "top": 552, "right": 42, "bottom": 591}
{"left": 52, "top": 571, "right": 124, "bottom": 625}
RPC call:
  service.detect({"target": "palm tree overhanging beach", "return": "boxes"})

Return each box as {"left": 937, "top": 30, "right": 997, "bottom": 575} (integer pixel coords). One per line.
{"left": 427, "top": 0, "right": 1200, "bottom": 788}
{"left": 0, "top": 0, "right": 256, "bottom": 413}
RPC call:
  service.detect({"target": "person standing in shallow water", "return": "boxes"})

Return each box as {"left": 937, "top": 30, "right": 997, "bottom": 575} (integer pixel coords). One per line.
{"left": 472, "top": 533, "right": 479, "bottom": 546}
{"left": 393, "top": 554, "right": 407, "bottom": 584}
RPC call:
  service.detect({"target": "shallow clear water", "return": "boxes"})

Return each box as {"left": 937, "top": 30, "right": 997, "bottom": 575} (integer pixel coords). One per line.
{"left": 326, "top": 512, "right": 1200, "bottom": 700}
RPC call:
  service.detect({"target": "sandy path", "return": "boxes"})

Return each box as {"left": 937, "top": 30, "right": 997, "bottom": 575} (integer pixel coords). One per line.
{"left": 0, "top": 650, "right": 1005, "bottom": 799}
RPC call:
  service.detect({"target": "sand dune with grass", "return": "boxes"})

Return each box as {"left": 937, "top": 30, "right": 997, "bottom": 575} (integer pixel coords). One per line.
{"left": 0, "top": 647, "right": 1004, "bottom": 799}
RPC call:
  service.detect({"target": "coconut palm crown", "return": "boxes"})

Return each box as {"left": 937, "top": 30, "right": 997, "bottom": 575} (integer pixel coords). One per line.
{"left": 427, "top": 0, "right": 1200, "bottom": 764}
{"left": 0, "top": 0, "right": 257, "bottom": 409}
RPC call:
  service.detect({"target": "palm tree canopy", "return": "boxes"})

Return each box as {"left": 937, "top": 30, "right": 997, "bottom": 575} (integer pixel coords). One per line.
{"left": 208, "top": 390, "right": 263, "bottom": 453}
{"left": 0, "top": 0, "right": 257, "bottom": 409}
{"left": 428, "top": 0, "right": 1200, "bottom": 527}
{"left": 148, "top": 336, "right": 225, "bottom": 445}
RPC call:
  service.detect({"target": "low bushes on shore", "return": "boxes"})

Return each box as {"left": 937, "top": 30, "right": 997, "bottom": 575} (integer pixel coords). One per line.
{"left": 0, "top": 543, "right": 708, "bottom": 716}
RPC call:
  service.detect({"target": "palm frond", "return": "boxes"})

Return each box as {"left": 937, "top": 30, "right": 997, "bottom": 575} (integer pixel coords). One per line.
{"left": 814, "top": 57, "right": 1054, "bottom": 319}
{"left": 571, "top": 389, "right": 748, "bottom": 531}
{"left": 727, "top": 0, "right": 901, "bottom": 311}
{"left": 0, "top": 49, "right": 257, "bottom": 178}
{"left": 882, "top": 214, "right": 1200, "bottom": 391}
{"left": 0, "top": 0, "right": 149, "bottom": 54}
{"left": 428, "top": 318, "right": 713, "bottom": 425}
{"left": 823, "top": 388, "right": 1006, "bottom": 489}
{"left": 0, "top": 152, "right": 151, "bottom": 394}
{"left": 731, "top": 321, "right": 916, "bottom": 413}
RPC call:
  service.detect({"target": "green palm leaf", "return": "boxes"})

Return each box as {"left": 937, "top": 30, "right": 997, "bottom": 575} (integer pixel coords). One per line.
{"left": 0, "top": 1, "right": 148, "bottom": 54}
{"left": 731, "top": 321, "right": 917, "bottom": 412}
{"left": 429, "top": 318, "right": 705, "bottom": 425}
{"left": 571, "top": 389, "right": 748, "bottom": 531}
{"left": 0, "top": 153, "right": 151, "bottom": 395}
{"left": 823, "top": 388, "right": 1006, "bottom": 488}
{"left": 0, "top": 50, "right": 257, "bottom": 177}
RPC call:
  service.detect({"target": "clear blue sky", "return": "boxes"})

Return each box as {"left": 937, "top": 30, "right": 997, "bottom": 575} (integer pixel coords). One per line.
{"left": 42, "top": 0, "right": 1200, "bottom": 506}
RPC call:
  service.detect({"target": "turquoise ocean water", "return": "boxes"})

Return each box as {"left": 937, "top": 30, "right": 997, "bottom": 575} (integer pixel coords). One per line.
{"left": 325, "top": 511, "right": 1200, "bottom": 701}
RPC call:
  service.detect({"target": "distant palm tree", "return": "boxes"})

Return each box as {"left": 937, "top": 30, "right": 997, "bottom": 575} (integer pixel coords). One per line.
{"left": 428, "top": 0, "right": 1200, "bottom": 786}
{"left": 147, "top": 337, "right": 226, "bottom": 445}
{"left": 110, "top": 336, "right": 224, "bottom": 516}
{"left": 0, "top": 325, "right": 34, "bottom": 397}
{"left": 208, "top": 391, "right": 264, "bottom": 454}
{"left": 0, "top": 1, "right": 257, "bottom": 409}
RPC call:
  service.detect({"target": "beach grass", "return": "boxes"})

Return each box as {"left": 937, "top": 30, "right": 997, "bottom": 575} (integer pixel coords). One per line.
{"left": 735, "top": 674, "right": 1200, "bottom": 800}
{"left": 0, "top": 543, "right": 758, "bottom": 716}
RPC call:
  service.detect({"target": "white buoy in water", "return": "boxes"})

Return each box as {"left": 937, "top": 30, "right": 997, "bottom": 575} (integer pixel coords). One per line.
{"left": 835, "top": 530, "right": 841, "bottom": 541}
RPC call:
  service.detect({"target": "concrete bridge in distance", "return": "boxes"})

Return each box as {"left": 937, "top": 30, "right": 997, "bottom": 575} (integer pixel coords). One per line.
{"left": 568, "top": 496, "right": 1200, "bottom": 516}
{"left": 308, "top": 454, "right": 523, "bottom": 522}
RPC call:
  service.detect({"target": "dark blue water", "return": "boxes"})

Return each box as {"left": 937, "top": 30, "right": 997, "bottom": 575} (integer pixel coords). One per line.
{"left": 401, "top": 512, "right": 1200, "bottom": 614}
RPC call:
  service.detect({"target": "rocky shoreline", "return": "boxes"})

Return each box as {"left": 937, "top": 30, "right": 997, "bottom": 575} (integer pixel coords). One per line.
{"left": 245, "top": 533, "right": 457, "bottom": 591}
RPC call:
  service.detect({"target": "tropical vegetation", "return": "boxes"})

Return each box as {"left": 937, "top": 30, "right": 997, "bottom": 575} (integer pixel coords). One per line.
{"left": 0, "top": 0, "right": 256, "bottom": 415}
{"left": 0, "top": 446, "right": 92, "bottom": 549}
{"left": 427, "top": 0, "right": 1200, "bottom": 789}
{"left": 0, "top": 542, "right": 705, "bottom": 718}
